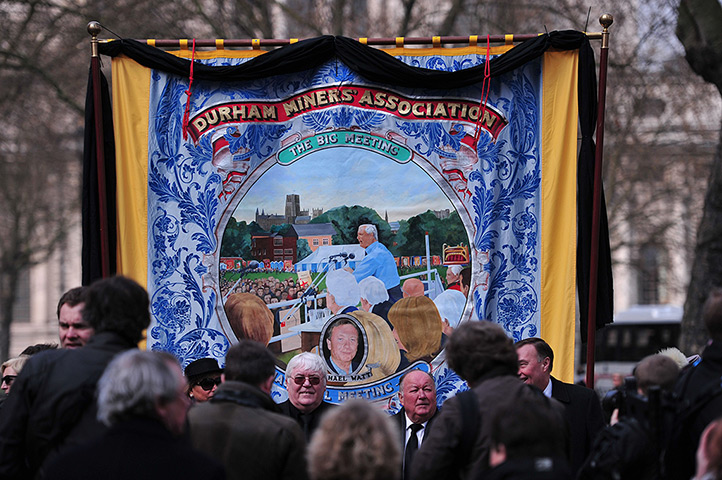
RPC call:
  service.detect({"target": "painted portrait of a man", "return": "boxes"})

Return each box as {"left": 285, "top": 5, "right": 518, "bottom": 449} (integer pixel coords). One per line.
{"left": 321, "top": 315, "right": 366, "bottom": 376}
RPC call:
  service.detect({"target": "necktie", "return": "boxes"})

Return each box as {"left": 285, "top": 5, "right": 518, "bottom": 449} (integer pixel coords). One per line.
{"left": 403, "top": 423, "right": 424, "bottom": 480}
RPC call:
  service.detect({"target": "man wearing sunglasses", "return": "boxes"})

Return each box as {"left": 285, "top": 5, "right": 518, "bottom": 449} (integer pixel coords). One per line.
{"left": 279, "top": 352, "right": 336, "bottom": 442}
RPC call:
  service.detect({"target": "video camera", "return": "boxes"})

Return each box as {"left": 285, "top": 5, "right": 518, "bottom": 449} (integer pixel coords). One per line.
{"left": 602, "top": 376, "right": 646, "bottom": 421}
{"left": 602, "top": 376, "right": 677, "bottom": 447}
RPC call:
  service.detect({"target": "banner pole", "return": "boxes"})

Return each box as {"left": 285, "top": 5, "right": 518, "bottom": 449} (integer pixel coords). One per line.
{"left": 585, "top": 14, "right": 613, "bottom": 389}
{"left": 88, "top": 21, "right": 111, "bottom": 278}
{"left": 140, "top": 33, "right": 603, "bottom": 49}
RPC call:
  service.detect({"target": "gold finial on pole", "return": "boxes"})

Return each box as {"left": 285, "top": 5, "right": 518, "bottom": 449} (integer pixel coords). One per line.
{"left": 599, "top": 14, "right": 613, "bottom": 49}
{"left": 88, "top": 21, "right": 101, "bottom": 58}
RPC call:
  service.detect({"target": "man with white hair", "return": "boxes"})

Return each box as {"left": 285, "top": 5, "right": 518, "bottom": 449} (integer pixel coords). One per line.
{"left": 359, "top": 276, "right": 393, "bottom": 323}
{"left": 433, "top": 288, "right": 466, "bottom": 335}
{"left": 325, "top": 269, "right": 360, "bottom": 314}
{"left": 445, "top": 265, "right": 463, "bottom": 292}
{"left": 278, "top": 352, "right": 335, "bottom": 442}
{"left": 43, "top": 350, "right": 225, "bottom": 480}
{"left": 348, "top": 224, "right": 402, "bottom": 302}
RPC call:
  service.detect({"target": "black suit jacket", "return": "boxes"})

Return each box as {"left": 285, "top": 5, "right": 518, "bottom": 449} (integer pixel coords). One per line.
{"left": 393, "top": 408, "right": 438, "bottom": 450}
{"left": 394, "top": 408, "right": 438, "bottom": 480}
{"left": 550, "top": 377, "right": 604, "bottom": 475}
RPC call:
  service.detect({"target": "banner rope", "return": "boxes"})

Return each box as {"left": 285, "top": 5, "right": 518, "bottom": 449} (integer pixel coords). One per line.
{"left": 182, "top": 38, "right": 197, "bottom": 140}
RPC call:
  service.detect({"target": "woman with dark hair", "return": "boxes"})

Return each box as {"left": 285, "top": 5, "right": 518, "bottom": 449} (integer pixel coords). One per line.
{"left": 185, "top": 358, "right": 223, "bottom": 403}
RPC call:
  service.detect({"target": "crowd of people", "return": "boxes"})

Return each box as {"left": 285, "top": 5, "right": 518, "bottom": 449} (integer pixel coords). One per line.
{"left": 1, "top": 275, "right": 722, "bottom": 480}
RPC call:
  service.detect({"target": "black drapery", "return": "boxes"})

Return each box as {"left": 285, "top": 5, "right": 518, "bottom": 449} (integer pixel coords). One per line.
{"left": 82, "top": 66, "right": 117, "bottom": 285}
{"left": 84, "top": 31, "right": 613, "bottom": 332}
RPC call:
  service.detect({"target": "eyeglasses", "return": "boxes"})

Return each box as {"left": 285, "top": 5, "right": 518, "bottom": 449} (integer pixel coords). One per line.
{"left": 196, "top": 377, "right": 222, "bottom": 392}
{"left": 292, "top": 375, "right": 322, "bottom": 386}
{"left": 1, "top": 375, "right": 16, "bottom": 387}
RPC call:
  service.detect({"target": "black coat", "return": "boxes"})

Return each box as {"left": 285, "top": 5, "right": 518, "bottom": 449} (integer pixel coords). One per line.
{"left": 0, "top": 332, "right": 137, "bottom": 480}
{"left": 484, "top": 456, "right": 572, "bottom": 480}
{"left": 43, "top": 417, "right": 225, "bottom": 480}
{"left": 277, "top": 400, "right": 336, "bottom": 442}
{"left": 550, "top": 377, "right": 605, "bottom": 475}
{"left": 394, "top": 407, "right": 438, "bottom": 479}
{"left": 188, "top": 381, "right": 308, "bottom": 480}
{"left": 665, "top": 340, "right": 722, "bottom": 479}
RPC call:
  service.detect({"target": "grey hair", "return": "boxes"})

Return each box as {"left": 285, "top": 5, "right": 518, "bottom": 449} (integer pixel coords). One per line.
{"left": 359, "top": 224, "right": 378, "bottom": 240}
{"left": 326, "top": 269, "right": 360, "bottom": 307}
{"left": 358, "top": 276, "right": 389, "bottom": 306}
{"left": 286, "top": 352, "right": 327, "bottom": 383}
{"left": 308, "top": 399, "right": 400, "bottom": 480}
{"left": 97, "top": 350, "right": 182, "bottom": 426}
{"left": 433, "top": 289, "right": 465, "bottom": 328}
{"left": 447, "top": 264, "right": 463, "bottom": 276}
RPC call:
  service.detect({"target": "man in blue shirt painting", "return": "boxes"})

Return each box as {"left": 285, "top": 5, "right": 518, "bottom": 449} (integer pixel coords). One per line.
{"left": 348, "top": 224, "right": 402, "bottom": 303}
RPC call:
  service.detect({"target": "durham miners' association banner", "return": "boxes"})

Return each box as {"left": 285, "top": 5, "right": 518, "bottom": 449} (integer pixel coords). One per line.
{"left": 87, "top": 32, "right": 612, "bottom": 408}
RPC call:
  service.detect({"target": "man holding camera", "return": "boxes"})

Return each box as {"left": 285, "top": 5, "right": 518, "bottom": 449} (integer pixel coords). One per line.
{"left": 578, "top": 354, "right": 680, "bottom": 480}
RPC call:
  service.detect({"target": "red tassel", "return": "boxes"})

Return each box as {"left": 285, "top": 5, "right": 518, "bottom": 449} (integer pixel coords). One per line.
{"left": 182, "top": 39, "right": 197, "bottom": 141}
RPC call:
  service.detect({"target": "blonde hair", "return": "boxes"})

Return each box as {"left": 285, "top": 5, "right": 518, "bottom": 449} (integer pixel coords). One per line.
{"left": 308, "top": 399, "right": 400, "bottom": 480}
{"left": 224, "top": 293, "right": 274, "bottom": 345}
{"left": 657, "top": 347, "right": 689, "bottom": 369}
{"left": 388, "top": 296, "right": 442, "bottom": 362}
{"left": 1, "top": 356, "right": 28, "bottom": 376}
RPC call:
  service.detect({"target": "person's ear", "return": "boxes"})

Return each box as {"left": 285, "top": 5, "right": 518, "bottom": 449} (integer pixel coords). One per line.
{"left": 489, "top": 444, "right": 506, "bottom": 468}
{"left": 260, "top": 375, "right": 274, "bottom": 394}
{"left": 221, "top": 373, "right": 226, "bottom": 383}
{"left": 542, "top": 356, "right": 551, "bottom": 373}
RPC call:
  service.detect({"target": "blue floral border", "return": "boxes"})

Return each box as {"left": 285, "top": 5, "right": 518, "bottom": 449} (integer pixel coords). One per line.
{"left": 145, "top": 52, "right": 542, "bottom": 401}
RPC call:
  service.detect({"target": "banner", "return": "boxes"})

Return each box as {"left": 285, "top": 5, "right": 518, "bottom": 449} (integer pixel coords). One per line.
{"left": 88, "top": 32, "right": 612, "bottom": 407}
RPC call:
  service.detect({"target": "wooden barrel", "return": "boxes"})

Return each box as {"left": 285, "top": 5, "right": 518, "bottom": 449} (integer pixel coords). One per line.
{"left": 343, "top": 310, "right": 400, "bottom": 386}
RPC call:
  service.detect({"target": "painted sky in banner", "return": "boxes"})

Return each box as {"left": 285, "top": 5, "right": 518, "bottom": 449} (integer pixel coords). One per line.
{"left": 234, "top": 148, "right": 454, "bottom": 223}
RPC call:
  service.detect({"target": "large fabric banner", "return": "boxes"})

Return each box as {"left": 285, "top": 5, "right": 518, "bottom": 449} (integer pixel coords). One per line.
{"left": 88, "top": 33, "right": 612, "bottom": 407}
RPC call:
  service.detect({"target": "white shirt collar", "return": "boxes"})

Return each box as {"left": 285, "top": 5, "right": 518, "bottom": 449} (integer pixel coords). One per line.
{"left": 542, "top": 377, "right": 552, "bottom": 398}
{"left": 404, "top": 411, "right": 430, "bottom": 445}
